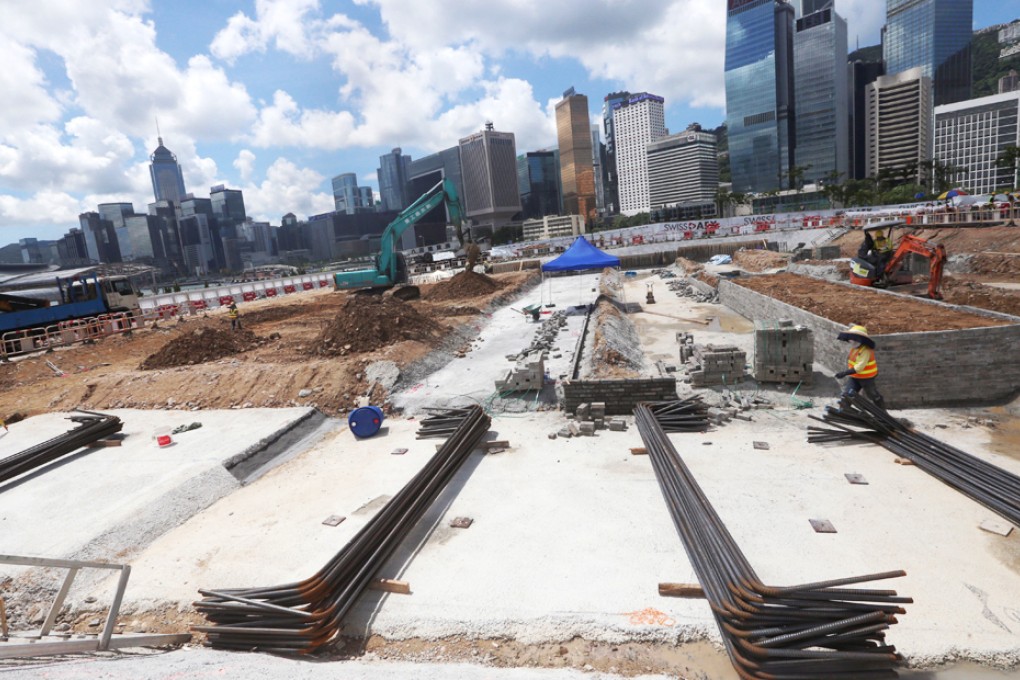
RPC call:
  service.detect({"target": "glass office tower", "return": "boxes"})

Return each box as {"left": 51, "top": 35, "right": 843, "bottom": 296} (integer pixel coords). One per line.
{"left": 725, "top": 0, "right": 796, "bottom": 193}
{"left": 149, "top": 137, "right": 187, "bottom": 205}
{"left": 794, "top": 2, "right": 849, "bottom": 184}
{"left": 883, "top": 0, "right": 972, "bottom": 106}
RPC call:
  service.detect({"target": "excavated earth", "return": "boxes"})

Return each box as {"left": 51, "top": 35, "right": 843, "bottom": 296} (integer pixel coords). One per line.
{"left": 312, "top": 296, "right": 443, "bottom": 356}
{"left": 731, "top": 248, "right": 792, "bottom": 272}
{"left": 0, "top": 271, "right": 537, "bottom": 420}
{"left": 734, "top": 273, "right": 1013, "bottom": 334}
{"left": 425, "top": 270, "right": 502, "bottom": 301}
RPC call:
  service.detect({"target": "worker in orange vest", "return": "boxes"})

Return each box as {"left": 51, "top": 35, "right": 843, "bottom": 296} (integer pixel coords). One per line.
{"left": 834, "top": 324, "right": 885, "bottom": 409}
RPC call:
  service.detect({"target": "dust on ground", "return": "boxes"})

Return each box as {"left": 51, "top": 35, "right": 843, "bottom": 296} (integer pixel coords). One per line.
{"left": 731, "top": 248, "right": 792, "bottom": 272}
{"left": 735, "top": 273, "right": 1012, "bottom": 334}
{"left": 0, "top": 272, "right": 537, "bottom": 420}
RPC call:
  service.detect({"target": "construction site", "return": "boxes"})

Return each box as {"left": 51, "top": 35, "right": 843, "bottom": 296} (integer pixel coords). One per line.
{"left": 2, "top": 222, "right": 1020, "bottom": 680}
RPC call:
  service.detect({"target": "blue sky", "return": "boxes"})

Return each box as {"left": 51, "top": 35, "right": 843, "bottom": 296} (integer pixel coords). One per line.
{"left": 0, "top": 0, "right": 1016, "bottom": 243}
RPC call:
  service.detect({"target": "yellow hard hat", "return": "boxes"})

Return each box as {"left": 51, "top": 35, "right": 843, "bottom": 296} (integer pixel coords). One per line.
{"left": 837, "top": 324, "right": 875, "bottom": 348}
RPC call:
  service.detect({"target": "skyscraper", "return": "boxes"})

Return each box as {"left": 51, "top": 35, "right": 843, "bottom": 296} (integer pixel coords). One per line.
{"left": 517, "top": 151, "right": 561, "bottom": 220}
{"left": 458, "top": 125, "right": 522, "bottom": 238}
{"left": 934, "top": 91, "right": 1020, "bottom": 194}
{"left": 377, "top": 148, "right": 412, "bottom": 212}
{"left": 149, "top": 137, "right": 187, "bottom": 205}
{"left": 883, "top": 0, "right": 972, "bottom": 106}
{"left": 601, "top": 91, "right": 631, "bottom": 214}
{"left": 555, "top": 89, "right": 597, "bottom": 222}
{"left": 332, "top": 173, "right": 358, "bottom": 214}
{"left": 794, "top": 1, "right": 848, "bottom": 184}
{"left": 591, "top": 125, "right": 606, "bottom": 215}
{"left": 647, "top": 126, "right": 719, "bottom": 211}
{"left": 865, "top": 67, "right": 933, "bottom": 183}
{"left": 613, "top": 92, "right": 666, "bottom": 215}
{"left": 725, "top": 0, "right": 796, "bottom": 193}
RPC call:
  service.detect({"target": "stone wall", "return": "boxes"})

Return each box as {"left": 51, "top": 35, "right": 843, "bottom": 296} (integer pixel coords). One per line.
{"left": 562, "top": 378, "right": 678, "bottom": 416}
{"left": 720, "top": 280, "right": 1020, "bottom": 408}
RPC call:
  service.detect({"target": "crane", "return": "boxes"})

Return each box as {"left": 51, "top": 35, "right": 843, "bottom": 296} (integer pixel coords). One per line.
{"left": 333, "top": 179, "right": 463, "bottom": 298}
{"left": 849, "top": 231, "right": 947, "bottom": 300}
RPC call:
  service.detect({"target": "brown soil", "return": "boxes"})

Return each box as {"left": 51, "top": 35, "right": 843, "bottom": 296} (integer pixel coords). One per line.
{"left": 589, "top": 299, "right": 645, "bottom": 379}
{"left": 695, "top": 271, "right": 719, "bottom": 288}
{"left": 941, "top": 277, "right": 1020, "bottom": 319}
{"left": 965, "top": 252, "right": 1020, "bottom": 277}
{"left": 425, "top": 270, "right": 502, "bottom": 301}
{"left": 0, "top": 272, "right": 537, "bottom": 420}
{"left": 674, "top": 256, "right": 703, "bottom": 276}
{"left": 735, "top": 273, "right": 1012, "bottom": 334}
{"left": 732, "top": 249, "right": 792, "bottom": 272}
{"left": 139, "top": 326, "right": 266, "bottom": 370}
{"left": 830, "top": 225, "right": 1020, "bottom": 259}
{"left": 311, "top": 296, "right": 444, "bottom": 356}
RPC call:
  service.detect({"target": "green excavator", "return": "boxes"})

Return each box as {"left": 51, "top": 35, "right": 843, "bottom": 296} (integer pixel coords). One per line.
{"left": 333, "top": 178, "right": 464, "bottom": 300}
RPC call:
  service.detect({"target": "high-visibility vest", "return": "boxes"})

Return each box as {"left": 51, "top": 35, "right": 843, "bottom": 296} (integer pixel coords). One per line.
{"left": 228, "top": 308, "right": 239, "bottom": 319}
{"left": 848, "top": 346, "right": 878, "bottom": 379}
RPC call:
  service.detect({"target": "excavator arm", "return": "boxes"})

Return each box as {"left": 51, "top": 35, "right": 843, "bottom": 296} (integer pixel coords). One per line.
{"left": 883, "top": 234, "right": 947, "bottom": 300}
{"left": 334, "top": 178, "right": 463, "bottom": 291}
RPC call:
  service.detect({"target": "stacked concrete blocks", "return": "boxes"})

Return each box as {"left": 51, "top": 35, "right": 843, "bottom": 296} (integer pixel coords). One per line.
{"left": 554, "top": 401, "right": 627, "bottom": 438}
{"left": 495, "top": 350, "right": 545, "bottom": 393}
{"left": 561, "top": 378, "right": 678, "bottom": 416}
{"left": 687, "top": 344, "right": 747, "bottom": 388}
{"left": 753, "top": 319, "right": 814, "bottom": 386}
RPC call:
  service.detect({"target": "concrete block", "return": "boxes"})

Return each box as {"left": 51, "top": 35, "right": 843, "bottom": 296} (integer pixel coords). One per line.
{"left": 579, "top": 421, "right": 596, "bottom": 436}
{"left": 608, "top": 419, "right": 627, "bottom": 431}
{"left": 576, "top": 403, "right": 590, "bottom": 420}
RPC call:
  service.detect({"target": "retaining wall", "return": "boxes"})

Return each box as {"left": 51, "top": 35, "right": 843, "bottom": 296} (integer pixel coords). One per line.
{"left": 562, "top": 377, "right": 678, "bottom": 416}
{"left": 719, "top": 280, "right": 1020, "bottom": 408}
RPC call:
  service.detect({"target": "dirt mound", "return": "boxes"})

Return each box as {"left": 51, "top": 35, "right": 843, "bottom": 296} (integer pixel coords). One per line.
{"left": 140, "top": 326, "right": 264, "bottom": 370}
{"left": 425, "top": 270, "right": 502, "bottom": 301}
{"left": 675, "top": 257, "right": 703, "bottom": 276}
{"left": 967, "top": 252, "right": 1020, "bottom": 277}
{"left": 941, "top": 278, "right": 1020, "bottom": 319}
{"left": 312, "top": 296, "right": 443, "bottom": 356}
{"left": 733, "top": 249, "right": 792, "bottom": 272}
{"left": 586, "top": 298, "right": 645, "bottom": 379}
{"left": 735, "top": 273, "right": 1012, "bottom": 334}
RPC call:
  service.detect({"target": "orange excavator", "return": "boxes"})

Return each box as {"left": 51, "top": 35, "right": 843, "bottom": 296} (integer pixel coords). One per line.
{"left": 849, "top": 225, "right": 947, "bottom": 300}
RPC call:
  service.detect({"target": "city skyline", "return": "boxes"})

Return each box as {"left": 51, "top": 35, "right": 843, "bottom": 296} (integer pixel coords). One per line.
{"left": 0, "top": 0, "right": 1016, "bottom": 243}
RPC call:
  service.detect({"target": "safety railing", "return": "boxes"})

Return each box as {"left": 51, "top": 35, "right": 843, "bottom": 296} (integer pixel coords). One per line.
{"left": 0, "top": 554, "right": 190, "bottom": 658}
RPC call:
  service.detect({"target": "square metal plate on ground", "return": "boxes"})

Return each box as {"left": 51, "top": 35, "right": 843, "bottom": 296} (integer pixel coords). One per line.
{"left": 979, "top": 518, "right": 1014, "bottom": 537}
{"left": 322, "top": 515, "right": 346, "bottom": 527}
{"left": 845, "top": 473, "right": 869, "bottom": 485}
{"left": 809, "top": 519, "right": 837, "bottom": 533}
{"left": 449, "top": 517, "right": 474, "bottom": 529}
{"left": 391, "top": 448, "right": 408, "bottom": 455}
{"left": 752, "top": 441, "right": 770, "bottom": 450}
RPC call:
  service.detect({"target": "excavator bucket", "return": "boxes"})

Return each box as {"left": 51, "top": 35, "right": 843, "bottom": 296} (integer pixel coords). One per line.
{"left": 390, "top": 285, "right": 421, "bottom": 301}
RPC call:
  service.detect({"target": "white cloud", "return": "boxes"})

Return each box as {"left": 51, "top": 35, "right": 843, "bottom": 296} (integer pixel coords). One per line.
{"left": 250, "top": 91, "right": 357, "bottom": 149}
{"left": 211, "top": 0, "right": 324, "bottom": 62}
{"left": 0, "top": 190, "right": 90, "bottom": 231}
{"left": 241, "top": 157, "right": 334, "bottom": 222}
{"left": 234, "top": 149, "right": 257, "bottom": 183}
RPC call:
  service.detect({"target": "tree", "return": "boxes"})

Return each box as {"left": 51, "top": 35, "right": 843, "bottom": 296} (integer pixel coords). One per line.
{"left": 783, "top": 164, "right": 812, "bottom": 192}
{"left": 997, "top": 145, "right": 1020, "bottom": 190}
{"left": 821, "top": 170, "right": 845, "bottom": 209}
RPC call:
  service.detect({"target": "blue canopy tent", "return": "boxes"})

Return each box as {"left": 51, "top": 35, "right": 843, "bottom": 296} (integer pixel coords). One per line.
{"left": 539, "top": 236, "right": 621, "bottom": 306}
{"left": 541, "top": 236, "right": 620, "bottom": 272}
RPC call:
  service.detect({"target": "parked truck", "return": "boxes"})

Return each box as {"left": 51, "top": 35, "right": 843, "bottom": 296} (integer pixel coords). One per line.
{"left": 0, "top": 272, "right": 140, "bottom": 337}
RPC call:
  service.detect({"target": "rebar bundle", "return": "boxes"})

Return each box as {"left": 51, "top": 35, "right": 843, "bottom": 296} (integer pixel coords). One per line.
{"left": 415, "top": 407, "right": 477, "bottom": 439}
{"left": 193, "top": 405, "right": 491, "bottom": 653}
{"left": 809, "top": 396, "right": 1020, "bottom": 527}
{"left": 0, "top": 410, "right": 122, "bottom": 486}
{"left": 635, "top": 403, "right": 909, "bottom": 679}
{"left": 643, "top": 397, "right": 710, "bottom": 433}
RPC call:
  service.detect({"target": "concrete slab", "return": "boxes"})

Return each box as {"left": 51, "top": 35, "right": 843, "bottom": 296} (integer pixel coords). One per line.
{"left": 0, "top": 407, "right": 314, "bottom": 579}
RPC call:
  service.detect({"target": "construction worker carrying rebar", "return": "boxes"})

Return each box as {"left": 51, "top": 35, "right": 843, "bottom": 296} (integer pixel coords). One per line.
{"left": 227, "top": 302, "right": 241, "bottom": 331}
{"left": 834, "top": 324, "right": 885, "bottom": 409}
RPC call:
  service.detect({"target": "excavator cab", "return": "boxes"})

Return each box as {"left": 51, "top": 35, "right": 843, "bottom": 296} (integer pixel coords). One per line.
{"left": 849, "top": 226, "right": 947, "bottom": 299}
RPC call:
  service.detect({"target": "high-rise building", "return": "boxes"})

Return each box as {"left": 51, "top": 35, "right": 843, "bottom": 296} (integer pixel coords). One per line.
{"left": 408, "top": 146, "right": 465, "bottom": 246}
{"left": 555, "top": 89, "right": 597, "bottom": 222}
{"left": 357, "top": 186, "right": 374, "bottom": 212}
{"left": 601, "top": 91, "right": 631, "bottom": 214}
{"left": 517, "top": 151, "right": 562, "bottom": 220}
{"left": 378, "top": 148, "right": 412, "bottom": 212}
{"left": 934, "top": 91, "right": 1020, "bottom": 195}
{"left": 78, "top": 212, "right": 120, "bottom": 263}
{"left": 883, "top": 0, "right": 972, "bottom": 106}
{"left": 613, "top": 92, "right": 667, "bottom": 215}
{"left": 1001, "top": 70, "right": 1020, "bottom": 95}
{"left": 458, "top": 125, "right": 522, "bottom": 237}
{"left": 591, "top": 125, "right": 606, "bottom": 215}
{"left": 848, "top": 60, "right": 886, "bottom": 180}
{"left": 865, "top": 67, "right": 933, "bottom": 183}
{"left": 149, "top": 137, "right": 187, "bottom": 205}
{"left": 725, "top": 0, "right": 796, "bottom": 193}
{"left": 119, "top": 214, "right": 165, "bottom": 262}
{"left": 56, "top": 228, "right": 89, "bottom": 267}
{"left": 332, "top": 173, "right": 358, "bottom": 214}
{"left": 210, "top": 186, "right": 247, "bottom": 223}
{"left": 794, "top": 1, "right": 848, "bottom": 184}
{"left": 647, "top": 126, "right": 719, "bottom": 211}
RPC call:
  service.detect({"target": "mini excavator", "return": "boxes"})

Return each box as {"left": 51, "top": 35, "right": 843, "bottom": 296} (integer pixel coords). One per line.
{"left": 849, "top": 224, "right": 947, "bottom": 300}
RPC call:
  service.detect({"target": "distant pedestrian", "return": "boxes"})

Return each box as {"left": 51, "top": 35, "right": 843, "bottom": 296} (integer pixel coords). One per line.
{"left": 227, "top": 302, "right": 241, "bottom": 331}
{"left": 834, "top": 324, "right": 885, "bottom": 409}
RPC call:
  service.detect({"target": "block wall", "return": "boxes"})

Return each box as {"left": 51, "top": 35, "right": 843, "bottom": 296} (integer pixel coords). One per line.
{"left": 562, "top": 378, "right": 678, "bottom": 416}
{"left": 720, "top": 280, "right": 1020, "bottom": 408}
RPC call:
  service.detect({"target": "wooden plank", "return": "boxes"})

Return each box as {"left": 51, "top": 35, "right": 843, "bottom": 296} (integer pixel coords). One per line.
{"left": 90, "top": 439, "right": 123, "bottom": 447}
{"left": 483, "top": 440, "right": 510, "bottom": 450}
{"left": 368, "top": 578, "right": 411, "bottom": 595}
{"left": 894, "top": 457, "right": 915, "bottom": 466}
{"left": 658, "top": 583, "right": 705, "bottom": 598}
{"left": 630, "top": 447, "right": 648, "bottom": 456}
